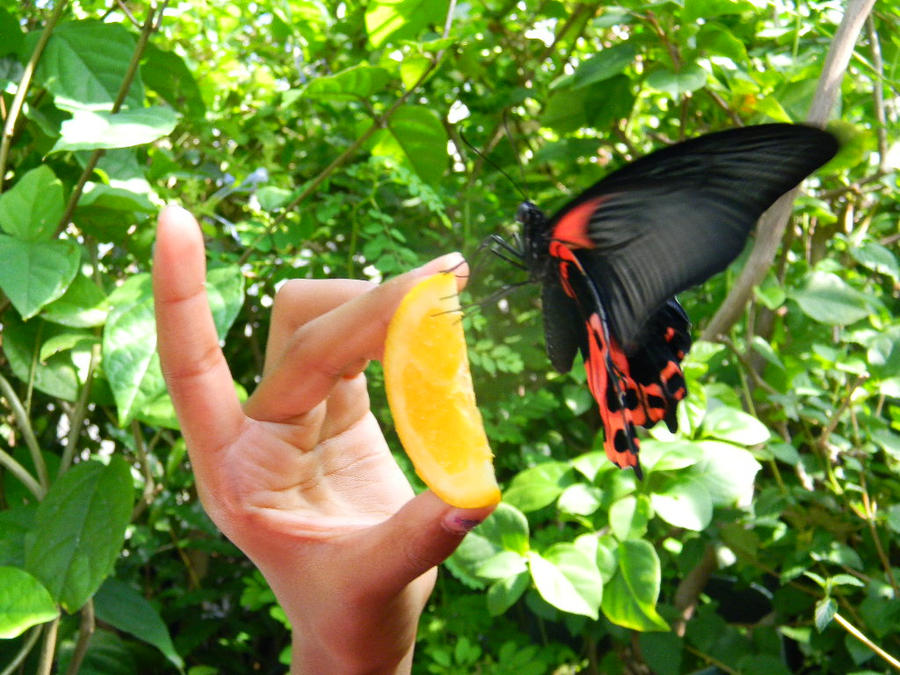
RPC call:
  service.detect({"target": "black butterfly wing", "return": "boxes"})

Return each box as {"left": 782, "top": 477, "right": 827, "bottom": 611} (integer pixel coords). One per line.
{"left": 546, "top": 124, "right": 838, "bottom": 349}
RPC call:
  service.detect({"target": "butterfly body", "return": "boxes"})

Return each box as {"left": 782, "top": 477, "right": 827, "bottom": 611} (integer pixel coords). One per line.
{"left": 510, "top": 124, "right": 839, "bottom": 476}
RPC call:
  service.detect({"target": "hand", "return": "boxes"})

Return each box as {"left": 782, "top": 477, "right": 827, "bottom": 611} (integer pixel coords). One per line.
{"left": 152, "top": 205, "right": 496, "bottom": 674}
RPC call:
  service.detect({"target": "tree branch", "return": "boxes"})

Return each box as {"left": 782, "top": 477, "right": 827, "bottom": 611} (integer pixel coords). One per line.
{"left": 701, "top": 0, "right": 876, "bottom": 341}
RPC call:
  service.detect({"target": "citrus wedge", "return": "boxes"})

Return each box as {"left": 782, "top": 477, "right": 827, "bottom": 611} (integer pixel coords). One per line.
{"left": 384, "top": 272, "right": 500, "bottom": 509}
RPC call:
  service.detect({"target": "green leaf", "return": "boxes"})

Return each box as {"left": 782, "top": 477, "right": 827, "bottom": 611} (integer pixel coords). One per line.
{"left": 609, "top": 494, "right": 651, "bottom": 541}
{"left": 3, "top": 315, "right": 84, "bottom": 401}
{"left": 0, "top": 166, "right": 64, "bottom": 240}
{"left": 639, "top": 439, "right": 704, "bottom": 473}
{"left": 35, "top": 20, "right": 143, "bottom": 111}
{"left": 503, "top": 461, "right": 572, "bottom": 512}
{"left": 691, "top": 440, "right": 761, "bottom": 507}
{"left": 39, "top": 331, "right": 99, "bottom": 361}
{"left": 24, "top": 458, "right": 134, "bottom": 612}
{"left": 814, "top": 597, "right": 837, "bottom": 632}
{"left": 557, "top": 483, "right": 602, "bottom": 516}
{"left": 40, "top": 274, "right": 109, "bottom": 328}
{"left": 52, "top": 107, "right": 178, "bottom": 152}
{"left": 365, "top": 0, "right": 445, "bottom": 48}
{"left": 646, "top": 63, "right": 706, "bottom": 97}
{"left": 553, "top": 45, "right": 636, "bottom": 89}
{"left": 476, "top": 502, "right": 530, "bottom": 554}
{"left": 399, "top": 56, "right": 431, "bottom": 90}
{"left": 0, "top": 507, "right": 35, "bottom": 567}
{"left": 0, "top": 236, "right": 80, "bottom": 319}
{"left": 601, "top": 540, "right": 669, "bottom": 631}
{"left": 141, "top": 42, "right": 206, "bottom": 118}
{"left": 639, "top": 631, "right": 683, "bottom": 675}
{"left": 851, "top": 241, "right": 899, "bottom": 282}
{"left": 0, "top": 566, "right": 59, "bottom": 638}
{"left": 701, "top": 406, "right": 770, "bottom": 445}
{"left": 650, "top": 476, "right": 713, "bottom": 531}
{"left": 302, "top": 64, "right": 392, "bottom": 101}
{"left": 103, "top": 266, "right": 244, "bottom": 425}
{"left": 697, "top": 24, "right": 749, "bottom": 63}
{"left": 371, "top": 106, "right": 447, "bottom": 186}
{"left": 486, "top": 571, "right": 530, "bottom": 616}
{"left": 790, "top": 271, "right": 872, "bottom": 325}
{"left": 683, "top": 0, "right": 756, "bottom": 22}
{"left": 476, "top": 550, "right": 529, "bottom": 580}
{"left": 94, "top": 578, "right": 183, "bottom": 668}
{"left": 528, "top": 544, "right": 602, "bottom": 619}
{"left": 76, "top": 182, "right": 156, "bottom": 215}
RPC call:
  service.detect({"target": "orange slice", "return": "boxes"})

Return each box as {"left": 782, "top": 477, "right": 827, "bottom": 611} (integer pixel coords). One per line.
{"left": 384, "top": 272, "right": 500, "bottom": 509}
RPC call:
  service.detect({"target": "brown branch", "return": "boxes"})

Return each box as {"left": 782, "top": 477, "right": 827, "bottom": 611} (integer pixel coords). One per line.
{"left": 701, "top": 0, "right": 876, "bottom": 342}
{"left": 672, "top": 543, "right": 718, "bottom": 636}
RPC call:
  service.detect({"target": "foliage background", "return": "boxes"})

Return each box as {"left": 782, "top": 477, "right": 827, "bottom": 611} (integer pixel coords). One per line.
{"left": 0, "top": 0, "right": 898, "bottom": 673}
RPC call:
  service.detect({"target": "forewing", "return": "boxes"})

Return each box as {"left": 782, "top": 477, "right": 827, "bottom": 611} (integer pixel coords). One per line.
{"left": 549, "top": 124, "right": 838, "bottom": 347}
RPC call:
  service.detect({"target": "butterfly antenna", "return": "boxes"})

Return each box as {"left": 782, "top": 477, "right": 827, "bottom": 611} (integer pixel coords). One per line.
{"left": 459, "top": 128, "right": 530, "bottom": 204}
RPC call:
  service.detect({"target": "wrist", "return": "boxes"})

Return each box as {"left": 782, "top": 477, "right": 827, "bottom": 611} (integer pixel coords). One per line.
{"left": 290, "top": 631, "right": 414, "bottom": 675}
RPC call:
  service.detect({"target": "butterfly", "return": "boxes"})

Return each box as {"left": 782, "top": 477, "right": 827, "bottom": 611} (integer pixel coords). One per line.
{"left": 507, "top": 124, "right": 838, "bottom": 478}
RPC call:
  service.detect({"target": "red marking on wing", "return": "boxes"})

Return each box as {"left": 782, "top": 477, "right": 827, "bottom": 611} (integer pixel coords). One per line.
{"left": 551, "top": 197, "right": 607, "bottom": 249}
{"left": 583, "top": 313, "right": 642, "bottom": 475}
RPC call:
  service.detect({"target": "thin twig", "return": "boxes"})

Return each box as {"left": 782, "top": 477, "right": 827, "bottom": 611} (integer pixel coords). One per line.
{"left": 865, "top": 15, "right": 888, "bottom": 172}
{"left": 59, "top": 340, "right": 99, "bottom": 477}
{"left": 55, "top": 6, "right": 158, "bottom": 237}
{"left": 0, "top": 372, "right": 48, "bottom": 496}
{"left": 64, "top": 599, "right": 95, "bottom": 675}
{"left": 36, "top": 617, "right": 60, "bottom": 675}
{"left": 0, "top": 1, "right": 68, "bottom": 191}
{"left": 834, "top": 612, "right": 900, "bottom": 671}
{"left": 0, "top": 625, "right": 43, "bottom": 675}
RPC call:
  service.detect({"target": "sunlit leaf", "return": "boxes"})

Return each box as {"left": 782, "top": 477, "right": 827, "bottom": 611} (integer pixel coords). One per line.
{"left": 601, "top": 540, "right": 669, "bottom": 631}
{"left": 646, "top": 63, "right": 706, "bottom": 97}
{"left": 0, "top": 566, "right": 58, "bottom": 638}
{"left": 34, "top": 20, "right": 143, "bottom": 111}
{"left": 52, "top": 107, "right": 178, "bottom": 153}
{"left": 0, "top": 165, "right": 64, "bottom": 240}
{"left": 302, "top": 64, "right": 392, "bottom": 101}
{"left": 790, "top": 271, "right": 872, "bottom": 325}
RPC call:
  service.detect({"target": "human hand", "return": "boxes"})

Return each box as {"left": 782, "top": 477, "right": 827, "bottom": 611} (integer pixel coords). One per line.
{"left": 152, "top": 205, "right": 496, "bottom": 673}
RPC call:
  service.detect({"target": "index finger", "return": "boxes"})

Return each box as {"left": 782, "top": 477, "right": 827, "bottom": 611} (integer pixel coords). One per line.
{"left": 153, "top": 205, "right": 244, "bottom": 453}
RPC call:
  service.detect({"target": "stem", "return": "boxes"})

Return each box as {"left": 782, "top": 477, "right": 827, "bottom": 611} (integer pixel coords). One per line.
{"left": 0, "top": 0, "right": 68, "bottom": 192}
{"left": 834, "top": 612, "right": 900, "bottom": 671}
{"left": 130, "top": 420, "right": 157, "bottom": 521}
{"left": 0, "top": 372, "right": 48, "bottom": 496}
{"left": 64, "top": 599, "right": 95, "bottom": 675}
{"left": 55, "top": 6, "right": 158, "bottom": 237}
{"left": 0, "top": 626, "right": 43, "bottom": 675}
{"left": 865, "top": 15, "right": 888, "bottom": 172}
{"left": 36, "top": 617, "right": 59, "bottom": 675}
{"left": 59, "top": 339, "right": 99, "bottom": 477}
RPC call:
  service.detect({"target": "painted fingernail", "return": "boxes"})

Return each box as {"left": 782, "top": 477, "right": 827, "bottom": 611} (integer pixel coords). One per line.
{"left": 443, "top": 513, "right": 485, "bottom": 534}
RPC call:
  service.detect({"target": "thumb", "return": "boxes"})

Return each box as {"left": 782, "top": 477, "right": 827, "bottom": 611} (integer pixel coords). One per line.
{"left": 357, "top": 491, "right": 496, "bottom": 595}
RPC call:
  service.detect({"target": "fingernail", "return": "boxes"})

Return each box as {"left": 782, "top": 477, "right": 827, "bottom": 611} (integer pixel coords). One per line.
{"left": 419, "top": 251, "right": 465, "bottom": 275}
{"left": 442, "top": 511, "right": 485, "bottom": 535}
